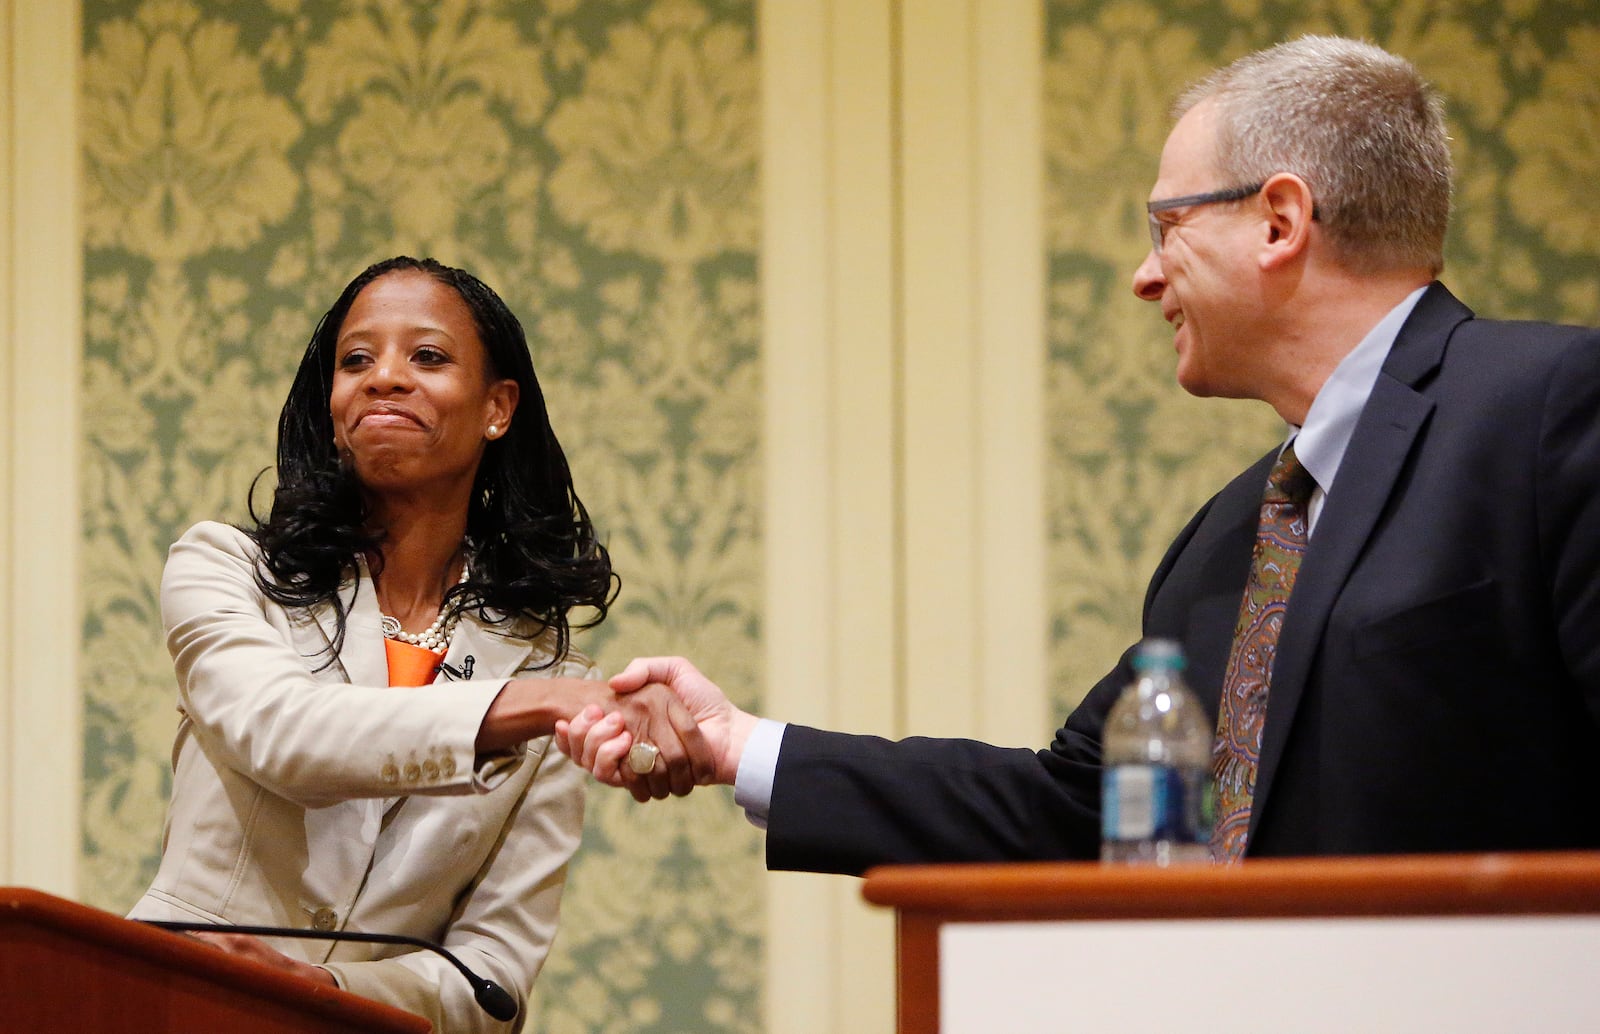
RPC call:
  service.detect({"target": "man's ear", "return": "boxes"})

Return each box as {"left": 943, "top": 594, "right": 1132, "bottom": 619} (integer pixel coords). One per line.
{"left": 1258, "top": 172, "right": 1315, "bottom": 270}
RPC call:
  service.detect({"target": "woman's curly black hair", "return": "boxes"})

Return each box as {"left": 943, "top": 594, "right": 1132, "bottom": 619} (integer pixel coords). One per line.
{"left": 247, "top": 255, "right": 617, "bottom": 666}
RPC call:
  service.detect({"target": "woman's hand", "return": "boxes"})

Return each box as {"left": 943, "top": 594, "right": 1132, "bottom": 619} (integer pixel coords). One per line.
{"left": 556, "top": 657, "right": 756, "bottom": 799}
{"left": 609, "top": 681, "right": 714, "bottom": 800}
{"left": 189, "top": 930, "right": 338, "bottom": 987}
{"left": 476, "top": 676, "right": 712, "bottom": 799}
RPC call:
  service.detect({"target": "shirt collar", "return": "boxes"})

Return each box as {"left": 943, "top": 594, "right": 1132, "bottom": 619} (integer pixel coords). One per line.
{"left": 1289, "top": 285, "right": 1428, "bottom": 497}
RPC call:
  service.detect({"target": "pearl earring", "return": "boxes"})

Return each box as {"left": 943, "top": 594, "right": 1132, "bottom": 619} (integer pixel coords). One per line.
{"left": 487, "top": 424, "right": 499, "bottom": 439}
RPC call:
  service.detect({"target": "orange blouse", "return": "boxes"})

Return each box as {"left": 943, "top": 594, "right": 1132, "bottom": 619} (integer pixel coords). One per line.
{"left": 383, "top": 636, "right": 443, "bottom": 687}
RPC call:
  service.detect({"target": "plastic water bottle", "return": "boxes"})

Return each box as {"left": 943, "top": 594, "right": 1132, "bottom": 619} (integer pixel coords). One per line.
{"left": 1100, "top": 638, "right": 1215, "bottom": 864}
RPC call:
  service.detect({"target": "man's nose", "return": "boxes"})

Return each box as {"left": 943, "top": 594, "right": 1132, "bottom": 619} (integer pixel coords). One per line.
{"left": 1131, "top": 248, "right": 1165, "bottom": 301}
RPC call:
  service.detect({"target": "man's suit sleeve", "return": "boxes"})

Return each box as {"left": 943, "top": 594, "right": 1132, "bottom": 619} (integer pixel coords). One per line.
{"left": 766, "top": 725, "right": 1103, "bottom": 875}
{"left": 763, "top": 642, "right": 1174, "bottom": 875}
{"left": 763, "top": 487, "right": 1239, "bottom": 877}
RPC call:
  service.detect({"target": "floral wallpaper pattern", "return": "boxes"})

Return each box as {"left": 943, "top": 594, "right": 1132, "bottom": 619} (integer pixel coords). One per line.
{"left": 80, "top": 2, "right": 761, "bottom": 1031}
{"left": 77, "top": 0, "right": 1600, "bottom": 1030}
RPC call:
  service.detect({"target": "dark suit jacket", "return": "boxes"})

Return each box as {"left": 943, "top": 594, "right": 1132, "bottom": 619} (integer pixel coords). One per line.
{"left": 767, "top": 283, "right": 1600, "bottom": 876}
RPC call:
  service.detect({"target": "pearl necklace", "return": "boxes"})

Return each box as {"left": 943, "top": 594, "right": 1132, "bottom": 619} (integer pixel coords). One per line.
{"left": 380, "top": 560, "right": 469, "bottom": 653}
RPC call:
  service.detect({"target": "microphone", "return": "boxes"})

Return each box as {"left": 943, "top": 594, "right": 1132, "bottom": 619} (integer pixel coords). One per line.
{"left": 141, "top": 919, "right": 519, "bottom": 1022}
{"left": 439, "top": 654, "right": 476, "bottom": 681}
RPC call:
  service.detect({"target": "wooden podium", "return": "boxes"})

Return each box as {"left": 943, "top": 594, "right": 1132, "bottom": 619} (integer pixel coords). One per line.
{"left": 0, "top": 887, "right": 430, "bottom": 1033}
{"left": 863, "top": 851, "right": 1600, "bottom": 1033}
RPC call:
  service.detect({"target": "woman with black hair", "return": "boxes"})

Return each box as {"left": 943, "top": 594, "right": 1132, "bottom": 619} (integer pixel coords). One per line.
{"left": 129, "top": 257, "right": 704, "bottom": 1032}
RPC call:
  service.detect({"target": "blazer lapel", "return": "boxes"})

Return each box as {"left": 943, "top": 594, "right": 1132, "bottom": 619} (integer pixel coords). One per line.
{"left": 294, "top": 561, "right": 390, "bottom": 900}
{"left": 305, "top": 559, "right": 542, "bottom": 689}
{"left": 1248, "top": 283, "right": 1472, "bottom": 842}
{"left": 442, "top": 610, "right": 539, "bottom": 687}
{"left": 302, "top": 560, "right": 389, "bottom": 689}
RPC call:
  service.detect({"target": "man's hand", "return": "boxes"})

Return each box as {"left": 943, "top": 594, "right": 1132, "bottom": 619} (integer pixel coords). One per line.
{"left": 556, "top": 656, "right": 757, "bottom": 795}
{"left": 609, "top": 681, "right": 715, "bottom": 800}
{"left": 477, "top": 677, "right": 712, "bottom": 801}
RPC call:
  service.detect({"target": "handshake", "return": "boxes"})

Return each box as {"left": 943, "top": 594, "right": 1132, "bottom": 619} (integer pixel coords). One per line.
{"left": 553, "top": 657, "right": 760, "bottom": 803}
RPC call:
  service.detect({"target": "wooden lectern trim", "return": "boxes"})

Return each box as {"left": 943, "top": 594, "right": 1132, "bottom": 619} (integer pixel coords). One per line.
{"left": 861, "top": 851, "right": 1600, "bottom": 921}
{"left": 1, "top": 887, "right": 431, "bottom": 1033}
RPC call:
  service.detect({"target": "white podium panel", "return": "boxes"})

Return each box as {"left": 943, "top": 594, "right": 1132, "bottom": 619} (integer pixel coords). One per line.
{"left": 863, "top": 854, "right": 1600, "bottom": 1034}
{"left": 942, "top": 915, "right": 1600, "bottom": 1032}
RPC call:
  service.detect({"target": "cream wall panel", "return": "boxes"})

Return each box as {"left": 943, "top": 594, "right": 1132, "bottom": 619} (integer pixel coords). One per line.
{"left": 971, "top": 1, "right": 1046, "bottom": 751}
{"left": 762, "top": 1, "right": 897, "bottom": 1030}
{"left": 763, "top": 0, "right": 1045, "bottom": 1029}
{"left": 900, "top": 0, "right": 1046, "bottom": 745}
{"left": 818, "top": 0, "right": 900, "bottom": 1027}
{"left": 899, "top": 0, "right": 982, "bottom": 736}
{"left": 1, "top": 0, "right": 80, "bottom": 895}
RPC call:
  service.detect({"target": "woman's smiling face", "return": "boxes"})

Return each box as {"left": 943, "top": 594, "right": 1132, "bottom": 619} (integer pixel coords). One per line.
{"left": 329, "top": 269, "right": 518, "bottom": 499}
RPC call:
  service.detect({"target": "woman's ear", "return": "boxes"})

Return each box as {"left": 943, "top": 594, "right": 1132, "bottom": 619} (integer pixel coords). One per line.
{"left": 487, "top": 379, "right": 519, "bottom": 438}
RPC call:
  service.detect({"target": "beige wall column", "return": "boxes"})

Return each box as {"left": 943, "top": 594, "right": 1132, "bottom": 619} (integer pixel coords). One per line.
{"left": 761, "top": 0, "right": 1044, "bottom": 1028}
{"left": 762, "top": 1, "right": 899, "bottom": 1029}
{"left": 0, "top": 0, "right": 81, "bottom": 895}
{"left": 899, "top": 0, "right": 1045, "bottom": 746}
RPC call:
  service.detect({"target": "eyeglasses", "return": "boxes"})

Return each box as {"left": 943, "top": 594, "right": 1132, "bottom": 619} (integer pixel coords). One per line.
{"left": 1146, "top": 183, "right": 1264, "bottom": 251}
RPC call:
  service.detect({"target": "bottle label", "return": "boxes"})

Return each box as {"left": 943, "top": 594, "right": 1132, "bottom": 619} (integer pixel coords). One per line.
{"left": 1103, "top": 764, "right": 1210, "bottom": 843}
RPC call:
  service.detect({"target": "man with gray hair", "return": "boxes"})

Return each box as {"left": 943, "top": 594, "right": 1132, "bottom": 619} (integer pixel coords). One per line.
{"left": 564, "top": 36, "right": 1600, "bottom": 870}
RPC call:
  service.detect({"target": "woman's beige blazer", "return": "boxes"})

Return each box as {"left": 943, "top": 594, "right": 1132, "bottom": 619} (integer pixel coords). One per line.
{"left": 129, "top": 521, "right": 588, "bottom": 1033}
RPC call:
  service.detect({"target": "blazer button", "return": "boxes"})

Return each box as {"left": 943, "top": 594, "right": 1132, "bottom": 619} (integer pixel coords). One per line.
{"left": 310, "top": 907, "right": 338, "bottom": 932}
{"left": 440, "top": 754, "right": 456, "bottom": 778}
{"left": 403, "top": 762, "right": 422, "bottom": 783}
{"left": 381, "top": 762, "right": 399, "bottom": 785}
{"left": 422, "top": 759, "right": 440, "bottom": 780}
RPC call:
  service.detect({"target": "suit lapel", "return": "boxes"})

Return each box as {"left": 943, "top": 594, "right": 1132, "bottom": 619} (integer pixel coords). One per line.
{"left": 1180, "top": 451, "right": 1279, "bottom": 705}
{"left": 1248, "top": 284, "right": 1472, "bottom": 842}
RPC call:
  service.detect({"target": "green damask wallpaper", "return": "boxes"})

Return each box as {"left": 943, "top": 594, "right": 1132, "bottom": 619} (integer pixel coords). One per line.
{"left": 1043, "top": 0, "right": 1600, "bottom": 719}
{"left": 77, "top": 0, "right": 1600, "bottom": 1030}
{"left": 79, "top": 1, "right": 761, "bottom": 1031}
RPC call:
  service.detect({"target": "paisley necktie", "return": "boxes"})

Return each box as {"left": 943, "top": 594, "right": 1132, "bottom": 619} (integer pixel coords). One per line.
{"left": 1211, "top": 442, "right": 1315, "bottom": 861}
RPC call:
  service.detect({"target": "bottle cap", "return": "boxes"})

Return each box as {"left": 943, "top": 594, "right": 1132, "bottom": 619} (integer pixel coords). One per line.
{"left": 1132, "top": 637, "right": 1186, "bottom": 672}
